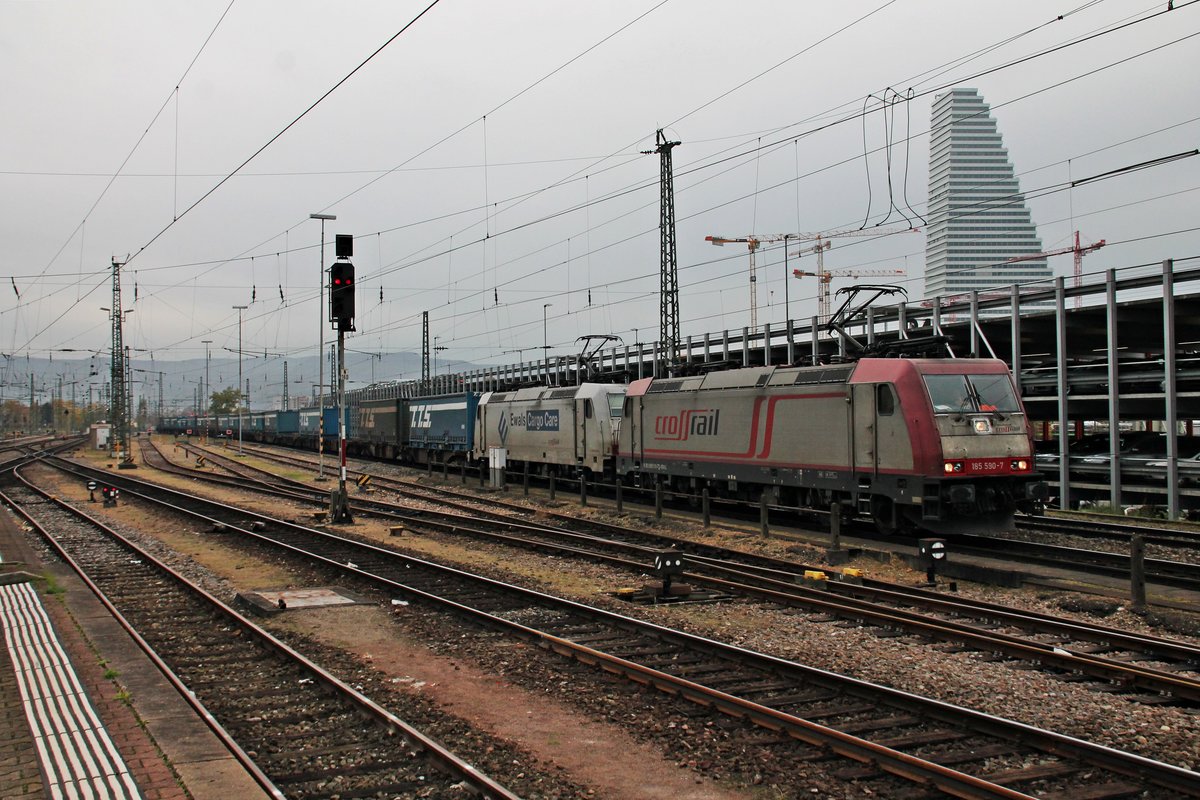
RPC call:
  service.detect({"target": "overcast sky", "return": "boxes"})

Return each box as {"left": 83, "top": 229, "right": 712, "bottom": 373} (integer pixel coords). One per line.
{"left": 3, "top": 0, "right": 1198, "bottom": 393}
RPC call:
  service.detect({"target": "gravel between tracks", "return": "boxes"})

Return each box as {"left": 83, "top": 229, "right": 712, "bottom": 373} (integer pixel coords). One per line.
{"left": 140, "top": 446, "right": 1200, "bottom": 771}
{"left": 32, "top": 448, "right": 1200, "bottom": 795}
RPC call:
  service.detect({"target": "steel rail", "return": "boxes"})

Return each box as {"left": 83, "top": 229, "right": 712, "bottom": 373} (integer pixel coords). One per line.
{"left": 1017, "top": 513, "right": 1200, "bottom": 549}
{"left": 145, "top": 436, "right": 1200, "bottom": 697}
{"left": 10, "top": 463, "right": 523, "bottom": 800}
{"left": 45, "top": 455, "right": 1200, "bottom": 798}
{"left": 948, "top": 533, "right": 1200, "bottom": 589}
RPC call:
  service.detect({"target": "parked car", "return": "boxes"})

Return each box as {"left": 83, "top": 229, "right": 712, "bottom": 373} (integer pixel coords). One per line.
{"left": 1144, "top": 443, "right": 1200, "bottom": 486}
{"left": 1078, "top": 434, "right": 1200, "bottom": 465}
{"left": 1036, "top": 432, "right": 1149, "bottom": 470}
{"left": 1077, "top": 434, "right": 1200, "bottom": 484}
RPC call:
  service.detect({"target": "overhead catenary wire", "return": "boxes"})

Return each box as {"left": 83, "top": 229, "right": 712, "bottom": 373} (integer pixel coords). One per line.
{"left": 122, "top": 0, "right": 446, "bottom": 269}
{"left": 11, "top": 0, "right": 1200, "bottom": 362}
{"left": 19, "top": 0, "right": 1174, "bottom": 291}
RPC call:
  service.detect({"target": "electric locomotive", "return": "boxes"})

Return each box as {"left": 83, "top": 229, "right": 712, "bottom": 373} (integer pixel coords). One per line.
{"left": 473, "top": 383, "right": 626, "bottom": 477}
{"left": 616, "top": 358, "right": 1046, "bottom": 534}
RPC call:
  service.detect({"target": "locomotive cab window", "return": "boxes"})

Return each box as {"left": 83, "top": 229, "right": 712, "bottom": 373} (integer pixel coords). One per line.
{"left": 583, "top": 399, "right": 594, "bottom": 418}
{"left": 876, "top": 384, "right": 896, "bottom": 416}
{"left": 924, "top": 373, "right": 1020, "bottom": 414}
{"left": 619, "top": 395, "right": 631, "bottom": 418}
{"left": 968, "top": 373, "right": 1020, "bottom": 412}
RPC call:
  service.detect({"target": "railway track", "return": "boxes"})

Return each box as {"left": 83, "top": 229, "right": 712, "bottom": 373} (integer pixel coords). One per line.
{"left": 142, "top": 437, "right": 1200, "bottom": 704}
{"left": 2, "top": 466, "right": 522, "bottom": 800}
{"left": 184, "top": 439, "right": 1200, "bottom": 590}
{"left": 1016, "top": 513, "right": 1200, "bottom": 551}
{"left": 946, "top": 533, "right": 1200, "bottom": 592}
{"left": 42, "top": 454, "right": 1200, "bottom": 798}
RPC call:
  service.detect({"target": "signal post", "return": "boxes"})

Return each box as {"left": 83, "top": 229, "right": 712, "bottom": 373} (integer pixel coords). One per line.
{"left": 329, "top": 234, "right": 355, "bottom": 524}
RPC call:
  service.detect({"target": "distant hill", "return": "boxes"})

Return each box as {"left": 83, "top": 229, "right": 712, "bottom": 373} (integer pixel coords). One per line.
{"left": 1, "top": 350, "right": 476, "bottom": 414}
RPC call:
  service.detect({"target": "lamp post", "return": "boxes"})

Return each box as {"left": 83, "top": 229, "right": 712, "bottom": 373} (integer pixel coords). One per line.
{"left": 783, "top": 233, "right": 795, "bottom": 327}
{"left": 543, "top": 303, "right": 552, "bottom": 382}
{"left": 310, "top": 212, "right": 336, "bottom": 481}
{"left": 201, "top": 339, "right": 212, "bottom": 415}
{"left": 232, "top": 305, "right": 247, "bottom": 456}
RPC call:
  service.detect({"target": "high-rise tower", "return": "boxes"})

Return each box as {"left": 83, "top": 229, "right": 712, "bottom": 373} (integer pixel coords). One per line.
{"left": 924, "top": 88, "right": 1051, "bottom": 299}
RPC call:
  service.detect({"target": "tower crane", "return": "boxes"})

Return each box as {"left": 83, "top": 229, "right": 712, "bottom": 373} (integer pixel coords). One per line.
{"left": 793, "top": 266, "right": 907, "bottom": 323}
{"left": 702, "top": 234, "right": 778, "bottom": 334}
{"left": 705, "top": 226, "right": 917, "bottom": 333}
{"left": 1004, "top": 230, "right": 1104, "bottom": 308}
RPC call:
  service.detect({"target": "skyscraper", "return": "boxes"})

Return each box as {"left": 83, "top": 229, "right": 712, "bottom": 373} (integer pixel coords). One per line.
{"left": 924, "top": 88, "right": 1051, "bottom": 300}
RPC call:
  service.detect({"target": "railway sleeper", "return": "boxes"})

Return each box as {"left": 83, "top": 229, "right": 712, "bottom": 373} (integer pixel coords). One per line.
{"left": 662, "top": 662, "right": 740, "bottom": 679}
{"left": 260, "top": 739, "right": 405, "bottom": 770}
{"left": 271, "top": 711, "right": 370, "bottom": 740}
{"left": 700, "top": 678, "right": 801, "bottom": 695}
{"left": 216, "top": 692, "right": 349, "bottom": 717}
{"left": 197, "top": 683, "right": 320, "bottom": 703}
{"left": 601, "top": 643, "right": 678, "bottom": 658}
{"left": 791, "top": 702, "right": 879, "bottom": 722}
{"left": 234, "top": 705, "right": 357, "bottom": 729}
{"left": 833, "top": 741, "right": 1022, "bottom": 778}
{"left": 156, "top": 643, "right": 263, "bottom": 663}
{"left": 748, "top": 689, "right": 843, "bottom": 708}
{"left": 872, "top": 729, "right": 969, "bottom": 750}
{"left": 276, "top": 775, "right": 433, "bottom": 800}
{"left": 635, "top": 652, "right": 711, "bottom": 668}
{"left": 826, "top": 714, "right": 922, "bottom": 736}
{"left": 1039, "top": 781, "right": 1150, "bottom": 799}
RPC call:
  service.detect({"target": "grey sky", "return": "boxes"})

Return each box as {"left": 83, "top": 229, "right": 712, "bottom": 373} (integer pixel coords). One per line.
{"left": 3, "top": 0, "right": 1198, "bottom": 394}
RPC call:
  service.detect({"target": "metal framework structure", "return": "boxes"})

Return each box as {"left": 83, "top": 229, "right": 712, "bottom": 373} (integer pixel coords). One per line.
{"left": 650, "top": 130, "right": 681, "bottom": 370}
{"left": 421, "top": 311, "right": 430, "bottom": 389}
{"left": 431, "top": 260, "right": 1197, "bottom": 518}
{"left": 109, "top": 259, "right": 132, "bottom": 464}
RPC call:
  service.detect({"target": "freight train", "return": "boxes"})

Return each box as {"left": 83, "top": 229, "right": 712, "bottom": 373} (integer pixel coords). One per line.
{"left": 159, "top": 357, "right": 1046, "bottom": 534}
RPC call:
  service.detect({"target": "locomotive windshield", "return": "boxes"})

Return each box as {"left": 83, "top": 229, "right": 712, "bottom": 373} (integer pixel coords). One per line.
{"left": 607, "top": 392, "right": 625, "bottom": 418}
{"left": 924, "top": 373, "right": 1020, "bottom": 414}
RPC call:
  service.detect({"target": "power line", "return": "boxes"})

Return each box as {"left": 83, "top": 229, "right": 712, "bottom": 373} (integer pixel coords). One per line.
{"left": 34, "top": 1, "right": 238, "bottom": 280}
{"left": 15, "top": 2, "right": 1200, "bottom": 360}
{"left": 124, "top": 0, "right": 445, "bottom": 268}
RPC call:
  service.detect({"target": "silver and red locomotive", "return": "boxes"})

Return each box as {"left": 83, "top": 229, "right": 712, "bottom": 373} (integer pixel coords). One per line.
{"left": 617, "top": 358, "right": 1046, "bottom": 534}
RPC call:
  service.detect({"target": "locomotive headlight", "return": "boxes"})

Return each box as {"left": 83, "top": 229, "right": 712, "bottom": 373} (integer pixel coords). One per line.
{"left": 944, "top": 461, "right": 964, "bottom": 473}
{"left": 1011, "top": 459, "right": 1029, "bottom": 471}
{"left": 972, "top": 418, "right": 992, "bottom": 434}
